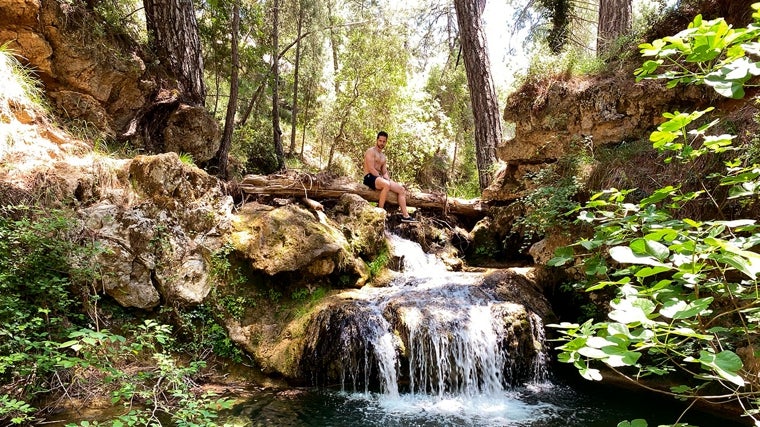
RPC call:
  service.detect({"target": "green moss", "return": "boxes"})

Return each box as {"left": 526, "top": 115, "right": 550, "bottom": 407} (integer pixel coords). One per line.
{"left": 367, "top": 243, "right": 390, "bottom": 278}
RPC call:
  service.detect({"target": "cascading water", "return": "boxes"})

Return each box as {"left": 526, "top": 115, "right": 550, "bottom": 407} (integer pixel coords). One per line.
{"left": 299, "top": 233, "right": 553, "bottom": 418}
{"left": 231, "top": 234, "right": 744, "bottom": 426}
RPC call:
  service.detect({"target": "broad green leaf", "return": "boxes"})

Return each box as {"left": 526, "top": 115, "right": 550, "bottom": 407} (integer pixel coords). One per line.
{"left": 586, "top": 276, "right": 630, "bottom": 292}
{"left": 720, "top": 170, "right": 760, "bottom": 185}
{"left": 609, "top": 298, "right": 655, "bottom": 324}
{"left": 659, "top": 300, "right": 687, "bottom": 319}
{"left": 660, "top": 297, "right": 713, "bottom": 319}
{"left": 602, "top": 345, "right": 641, "bottom": 367}
{"left": 705, "top": 74, "right": 745, "bottom": 98}
{"left": 579, "top": 366, "right": 602, "bottom": 381}
{"left": 645, "top": 239, "right": 670, "bottom": 261}
{"left": 682, "top": 218, "right": 702, "bottom": 228}
{"left": 671, "top": 327, "right": 713, "bottom": 340}
{"left": 59, "top": 340, "right": 79, "bottom": 348}
{"left": 580, "top": 238, "right": 603, "bottom": 250}
{"left": 548, "top": 246, "right": 574, "bottom": 267}
{"left": 607, "top": 322, "right": 632, "bottom": 338}
{"left": 644, "top": 228, "right": 679, "bottom": 242}
{"left": 705, "top": 237, "right": 760, "bottom": 279}
{"left": 584, "top": 255, "right": 608, "bottom": 276}
{"left": 640, "top": 186, "right": 677, "bottom": 205}
{"left": 690, "top": 350, "right": 745, "bottom": 386}
{"left": 670, "top": 384, "right": 694, "bottom": 394}
{"left": 635, "top": 266, "right": 671, "bottom": 278}
{"left": 712, "top": 219, "right": 756, "bottom": 228}
{"left": 578, "top": 346, "right": 608, "bottom": 359}
{"left": 609, "top": 246, "right": 669, "bottom": 267}
{"left": 617, "top": 419, "right": 648, "bottom": 427}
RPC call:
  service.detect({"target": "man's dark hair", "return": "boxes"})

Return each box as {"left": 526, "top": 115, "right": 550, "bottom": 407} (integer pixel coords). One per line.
{"left": 377, "top": 131, "right": 388, "bottom": 139}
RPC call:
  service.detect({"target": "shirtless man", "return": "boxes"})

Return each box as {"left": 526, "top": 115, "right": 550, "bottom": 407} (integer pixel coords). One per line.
{"left": 363, "top": 131, "right": 416, "bottom": 222}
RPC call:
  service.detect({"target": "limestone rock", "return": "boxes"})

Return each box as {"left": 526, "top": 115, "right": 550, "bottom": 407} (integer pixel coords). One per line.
{"left": 80, "top": 153, "right": 233, "bottom": 309}
{"left": 528, "top": 234, "right": 573, "bottom": 266}
{"left": 163, "top": 104, "right": 220, "bottom": 163}
{"left": 489, "top": 70, "right": 709, "bottom": 202}
{"left": 332, "top": 193, "right": 387, "bottom": 259}
{"left": 230, "top": 202, "right": 355, "bottom": 278}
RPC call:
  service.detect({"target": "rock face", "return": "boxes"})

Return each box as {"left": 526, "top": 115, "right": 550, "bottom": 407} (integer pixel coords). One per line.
{"left": 0, "top": 0, "right": 218, "bottom": 162}
{"left": 221, "top": 194, "right": 389, "bottom": 375}
{"left": 485, "top": 0, "right": 757, "bottom": 203}
{"left": 0, "top": 0, "right": 148, "bottom": 135}
{"left": 485, "top": 70, "right": 710, "bottom": 202}
{"left": 230, "top": 202, "right": 359, "bottom": 279}
{"left": 79, "top": 153, "right": 233, "bottom": 309}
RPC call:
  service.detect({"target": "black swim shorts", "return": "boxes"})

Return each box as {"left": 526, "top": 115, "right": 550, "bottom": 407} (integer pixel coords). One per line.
{"left": 363, "top": 173, "right": 378, "bottom": 190}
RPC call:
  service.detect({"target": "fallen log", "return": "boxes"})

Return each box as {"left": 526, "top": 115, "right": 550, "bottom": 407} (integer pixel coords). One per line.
{"left": 239, "top": 174, "right": 489, "bottom": 218}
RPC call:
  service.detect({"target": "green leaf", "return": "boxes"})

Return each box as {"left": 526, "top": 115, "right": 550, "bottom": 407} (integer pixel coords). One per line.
{"left": 640, "top": 186, "right": 677, "bottom": 205}
{"left": 584, "top": 255, "right": 608, "bottom": 276}
{"left": 617, "top": 420, "right": 648, "bottom": 427}
{"left": 635, "top": 266, "right": 671, "bottom": 278}
{"left": 609, "top": 298, "right": 655, "bottom": 324}
{"left": 586, "top": 276, "right": 630, "bottom": 292}
{"left": 705, "top": 237, "right": 760, "bottom": 279}
{"left": 548, "top": 246, "right": 574, "bottom": 267}
{"left": 690, "top": 350, "right": 745, "bottom": 386}
{"left": 660, "top": 297, "right": 713, "bottom": 319}
{"left": 644, "top": 228, "right": 679, "bottom": 242}
{"left": 59, "top": 340, "right": 79, "bottom": 349}
{"left": 670, "top": 384, "right": 693, "bottom": 394}
{"left": 609, "top": 246, "right": 670, "bottom": 267}
{"left": 705, "top": 73, "right": 745, "bottom": 98}
{"left": 601, "top": 345, "right": 641, "bottom": 367}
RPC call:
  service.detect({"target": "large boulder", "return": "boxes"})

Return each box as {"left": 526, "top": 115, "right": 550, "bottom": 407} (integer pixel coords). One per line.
{"left": 79, "top": 153, "right": 233, "bottom": 309}
{"left": 229, "top": 201, "right": 364, "bottom": 281}
{"left": 332, "top": 193, "right": 387, "bottom": 259}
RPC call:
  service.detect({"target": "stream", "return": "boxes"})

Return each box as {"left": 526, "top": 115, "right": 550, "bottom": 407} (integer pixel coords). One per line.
{"left": 227, "top": 234, "right": 744, "bottom": 427}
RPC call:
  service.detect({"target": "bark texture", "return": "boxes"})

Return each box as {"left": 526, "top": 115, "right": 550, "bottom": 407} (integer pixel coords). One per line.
{"left": 597, "top": 0, "right": 632, "bottom": 56}
{"left": 453, "top": 0, "right": 501, "bottom": 190}
{"left": 272, "top": 0, "right": 285, "bottom": 170}
{"left": 144, "top": 0, "right": 206, "bottom": 105}
{"left": 215, "top": 0, "right": 240, "bottom": 179}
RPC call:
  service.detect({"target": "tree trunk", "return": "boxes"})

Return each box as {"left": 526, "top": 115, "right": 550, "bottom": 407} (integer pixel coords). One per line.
{"left": 300, "top": 81, "right": 312, "bottom": 159}
{"left": 289, "top": 0, "right": 304, "bottom": 155}
{"left": 327, "top": 0, "right": 341, "bottom": 95}
{"left": 144, "top": 0, "right": 206, "bottom": 105}
{"left": 546, "top": 0, "right": 572, "bottom": 54}
{"left": 239, "top": 174, "right": 491, "bottom": 217}
{"left": 453, "top": 0, "right": 500, "bottom": 190}
{"left": 272, "top": 0, "right": 285, "bottom": 170}
{"left": 215, "top": 0, "right": 240, "bottom": 179}
{"left": 597, "top": 0, "right": 632, "bottom": 56}
{"left": 238, "top": 80, "right": 266, "bottom": 127}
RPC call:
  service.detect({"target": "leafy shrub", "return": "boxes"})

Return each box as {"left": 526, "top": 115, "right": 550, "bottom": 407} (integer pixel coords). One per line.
{"left": 549, "top": 6, "right": 760, "bottom": 425}
{"left": 0, "top": 206, "right": 237, "bottom": 424}
{"left": 513, "top": 150, "right": 586, "bottom": 248}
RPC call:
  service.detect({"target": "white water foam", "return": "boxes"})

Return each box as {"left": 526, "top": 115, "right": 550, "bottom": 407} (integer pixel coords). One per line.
{"left": 331, "top": 234, "right": 550, "bottom": 409}
{"left": 345, "top": 388, "right": 561, "bottom": 426}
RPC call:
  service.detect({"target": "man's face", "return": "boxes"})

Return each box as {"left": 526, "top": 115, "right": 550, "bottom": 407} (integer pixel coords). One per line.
{"left": 376, "top": 136, "right": 387, "bottom": 150}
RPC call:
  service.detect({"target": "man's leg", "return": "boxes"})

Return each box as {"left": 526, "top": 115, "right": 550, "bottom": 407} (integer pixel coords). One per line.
{"left": 375, "top": 178, "right": 390, "bottom": 209}
{"left": 388, "top": 181, "right": 409, "bottom": 217}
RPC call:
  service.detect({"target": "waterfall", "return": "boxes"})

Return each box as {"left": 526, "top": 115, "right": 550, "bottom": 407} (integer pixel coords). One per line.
{"left": 300, "top": 233, "right": 550, "bottom": 397}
